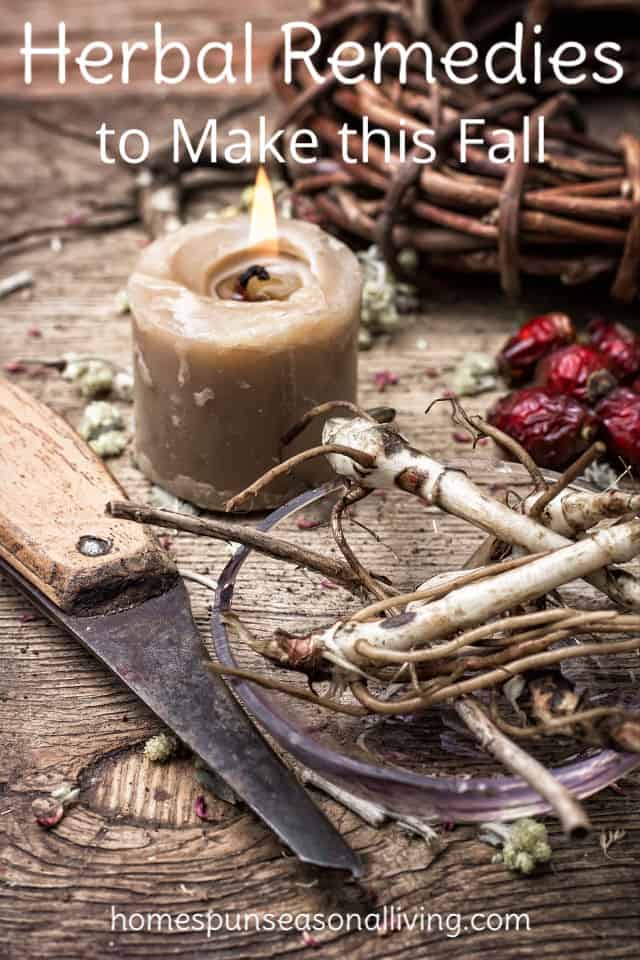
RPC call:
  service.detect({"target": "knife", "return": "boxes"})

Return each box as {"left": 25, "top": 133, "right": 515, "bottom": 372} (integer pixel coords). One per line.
{"left": 0, "top": 376, "right": 360, "bottom": 875}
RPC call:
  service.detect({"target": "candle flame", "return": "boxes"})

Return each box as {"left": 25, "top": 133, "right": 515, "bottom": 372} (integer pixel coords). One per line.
{"left": 249, "top": 166, "right": 279, "bottom": 255}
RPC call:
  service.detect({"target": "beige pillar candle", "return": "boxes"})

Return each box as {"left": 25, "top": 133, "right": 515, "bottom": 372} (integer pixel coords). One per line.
{"left": 128, "top": 214, "right": 361, "bottom": 510}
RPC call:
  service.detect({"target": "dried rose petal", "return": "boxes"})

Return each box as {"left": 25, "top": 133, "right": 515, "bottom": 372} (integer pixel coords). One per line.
{"left": 596, "top": 387, "right": 640, "bottom": 468}
{"left": 488, "top": 387, "right": 598, "bottom": 469}
{"left": 373, "top": 370, "right": 399, "bottom": 393}
{"left": 3, "top": 360, "right": 26, "bottom": 374}
{"left": 32, "top": 797, "right": 64, "bottom": 829}
{"left": 296, "top": 516, "right": 322, "bottom": 530}
{"left": 64, "top": 210, "right": 87, "bottom": 227}
{"left": 497, "top": 313, "right": 575, "bottom": 384}
{"left": 588, "top": 318, "right": 640, "bottom": 381}
{"left": 535, "top": 344, "right": 616, "bottom": 404}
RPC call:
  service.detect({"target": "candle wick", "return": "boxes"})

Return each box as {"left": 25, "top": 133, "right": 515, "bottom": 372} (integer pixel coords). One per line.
{"left": 238, "top": 264, "right": 270, "bottom": 289}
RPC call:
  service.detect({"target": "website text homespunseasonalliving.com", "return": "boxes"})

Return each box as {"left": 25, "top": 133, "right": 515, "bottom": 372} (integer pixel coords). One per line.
{"left": 110, "top": 905, "right": 531, "bottom": 939}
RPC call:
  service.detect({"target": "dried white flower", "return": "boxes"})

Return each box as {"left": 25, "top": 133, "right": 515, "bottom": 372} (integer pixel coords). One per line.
{"left": 583, "top": 460, "right": 620, "bottom": 492}
{"left": 357, "top": 245, "right": 418, "bottom": 347}
{"left": 78, "top": 401, "right": 123, "bottom": 436}
{"left": 63, "top": 354, "right": 114, "bottom": 398}
{"left": 480, "top": 818, "right": 552, "bottom": 874}
{"left": 144, "top": 732, "right": 178, "bottom": 763}
{"left": 451, "top": 352, "right": 498, "bottom": 397}
{"left": 112, "top": 370, "right": 134, "bottom": 402}
{"left": 78, "top": 401, "right": 128, "bottom": 458}
{"left": 88, "top": 430, "right": 128, "bottom": 458}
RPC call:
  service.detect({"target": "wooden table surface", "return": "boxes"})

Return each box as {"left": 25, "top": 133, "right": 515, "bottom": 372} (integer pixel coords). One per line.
{"left": 1, "top": 4, "right": 640, "bottom": 958}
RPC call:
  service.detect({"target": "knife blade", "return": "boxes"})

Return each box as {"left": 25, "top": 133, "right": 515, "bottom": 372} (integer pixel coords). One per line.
{"left": 0, "top": 376, "right": 360, "bottom": 875}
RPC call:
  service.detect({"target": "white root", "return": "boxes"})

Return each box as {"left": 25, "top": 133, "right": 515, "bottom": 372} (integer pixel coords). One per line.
{"left": 455, "top": 697, "right": 590, "bottom": 838}
{"left": 322, "top": 417, "right": 640, "bottom": 609}
{"left": 300, "top": 769, "right": 439, "bottom": 842}
{"left": 524, "top": 488, "right": 640, "bottom": 537}
{"left": 317, "top": 520, "right": 640, "bottom": 669}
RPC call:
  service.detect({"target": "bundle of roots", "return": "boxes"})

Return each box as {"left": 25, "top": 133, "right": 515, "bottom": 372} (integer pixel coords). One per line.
{"left": 314, "top": 0, "right": 640, "bottom": 90}
{"left": 273, "top": 2, "right": 640, "bottom": 301}
{"left": 112, "top": 399, "right": 640, "bottom": 833}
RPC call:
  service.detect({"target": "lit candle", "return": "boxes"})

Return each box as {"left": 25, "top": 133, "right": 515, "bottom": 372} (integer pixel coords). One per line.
{"left": 128, "top": 170, "right": 361, "bottom": 510}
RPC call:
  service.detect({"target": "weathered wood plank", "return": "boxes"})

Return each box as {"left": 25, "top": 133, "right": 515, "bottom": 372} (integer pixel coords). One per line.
{"left": 1, "top": 72, "right": 640, "bottom": 960}
{"left": 2, "top": 220, "right": 639, "bottom": 957}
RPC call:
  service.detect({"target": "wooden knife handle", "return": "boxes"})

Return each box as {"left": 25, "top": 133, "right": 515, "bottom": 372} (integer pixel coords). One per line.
{"left": 0, "top": 377, "right": 176, "bottom": 614}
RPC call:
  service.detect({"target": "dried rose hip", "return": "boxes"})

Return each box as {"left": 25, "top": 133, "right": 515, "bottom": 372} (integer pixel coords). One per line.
{"left": 497, "top": 312, "right": 575, "bottom": 384}
{"left": 535, "top": 344, "right": 616, "bottom": 404}
{"left": 587, "top": 318, "right": 640, "bottom": 381}
{"left": 488, "top": 387, "right": 598, "bottom": 469}
{"left": 595, "top": 387, "right": 640, "bottom": 468}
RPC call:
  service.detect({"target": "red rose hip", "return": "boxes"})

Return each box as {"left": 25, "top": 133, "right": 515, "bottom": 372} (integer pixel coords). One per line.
{"left": 497, "top": 312, "right": 575, "bottom": 384}
{"left": 535, "top": 344, "right": 616, "bottom": 404}
{"left": 587, "top": 318, "right": 640, "bottom": 381}
{"left": 595, "top": 387, "right": 640, "bottom": 468}
{"left": 488, "top": 387, "right": 598, "bottom": 469}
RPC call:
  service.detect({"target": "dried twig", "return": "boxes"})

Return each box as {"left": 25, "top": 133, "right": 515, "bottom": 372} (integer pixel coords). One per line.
{"left": 224, "top": 444, "right": 376, "bottom": 513}
{"left": 331, "top": 485, "right": 398, "bottom": 604}
{"left": 454, "top": 696, "right": 590, "bottom": 838}
{"left": 107, "top": 499, "right": 361, "bottom": 590}
{"left": 528, "top": 441, "right": 606, "bottom": 520}
{"left": 280, "top": 400, "right": 379, "bottom": 451}
{"left": 209, "top": 662, "right": 366, "bottom": 717}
